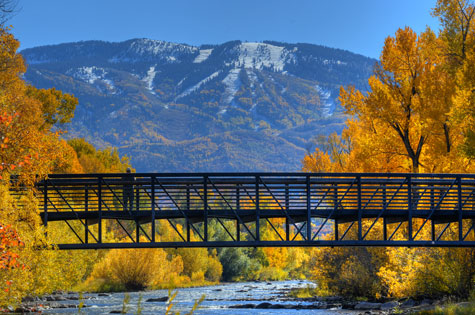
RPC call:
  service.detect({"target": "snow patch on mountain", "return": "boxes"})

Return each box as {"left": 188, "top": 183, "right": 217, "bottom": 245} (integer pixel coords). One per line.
{"left": 109, "top": 39, "right": 197, "bottom": 63}
{"left": 234, "top": 43, "right": 295, "bottom": 71}
{"left": 222, "top": 68, "right": 241, "bottom": 104}
{"left": 69, "top": 66, "right": 107, "bottom": 84}
{"left": 193, "top": 49, "right": 213, "bottom": 63}
{"left": 102, "top": 79, "right": 117, "bottom": 94}
{"left": 143, "top": 66, "right": 157, "bottom": 93}
{"left": 315, "top": 85, "right": 334, "bottom": 117}
{"left": 323, "top": 59, "right": 347, "bottom": 66}
{"left": 175, "top": 71, "right": 221, "bottom": 101}
{"left": 67, "top": 66, "right": 118, "bottom": 94}
{"left": 128, "top": 39, "right": 197, "bottom": 56}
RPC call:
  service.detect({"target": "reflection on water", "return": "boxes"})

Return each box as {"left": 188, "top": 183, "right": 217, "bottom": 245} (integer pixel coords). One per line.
{"left": 44, "top": 280, "right": 351, "bottom": 314}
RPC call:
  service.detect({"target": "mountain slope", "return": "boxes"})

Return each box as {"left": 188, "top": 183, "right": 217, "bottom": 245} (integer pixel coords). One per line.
{"left": 21, "top": 39, "right": 375, "bottom": 172}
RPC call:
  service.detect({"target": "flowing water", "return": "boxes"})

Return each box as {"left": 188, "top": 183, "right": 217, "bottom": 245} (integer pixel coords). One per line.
{"left": 43, "top": 280, "right": 352, "bottom": 314}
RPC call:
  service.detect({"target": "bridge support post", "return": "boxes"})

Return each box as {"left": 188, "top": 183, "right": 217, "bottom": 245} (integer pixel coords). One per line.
{"left": 236, "top": 221, "right": 240, "bottom": 242}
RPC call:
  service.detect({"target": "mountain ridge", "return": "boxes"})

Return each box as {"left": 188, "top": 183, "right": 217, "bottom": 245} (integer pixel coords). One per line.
{"left": 21, "top": 39, "right": 376, "bottom": 172}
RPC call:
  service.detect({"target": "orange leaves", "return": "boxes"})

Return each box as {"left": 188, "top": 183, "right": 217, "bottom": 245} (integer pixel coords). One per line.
{"left": 0, "top": 224, "right": 24, "bottom": 270}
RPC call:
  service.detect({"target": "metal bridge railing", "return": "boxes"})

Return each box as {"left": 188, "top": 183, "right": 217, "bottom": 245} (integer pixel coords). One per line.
{"left": 33, "top": 172, "right": 475, "bottom": 249}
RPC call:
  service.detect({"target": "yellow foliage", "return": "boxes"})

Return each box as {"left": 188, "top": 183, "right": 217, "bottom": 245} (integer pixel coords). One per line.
{"left": 85, "top": 246, "right": 184, "bottom": 291}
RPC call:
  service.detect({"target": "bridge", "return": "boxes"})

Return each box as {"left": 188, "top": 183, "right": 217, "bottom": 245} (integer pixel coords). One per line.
{"left": 31, "top": 172, "right": 475, "bottom": 249}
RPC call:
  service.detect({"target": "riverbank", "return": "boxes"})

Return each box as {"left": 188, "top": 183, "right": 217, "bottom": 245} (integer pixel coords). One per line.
{"left": 286, "top": 288, "right": 475, "bottom": 314}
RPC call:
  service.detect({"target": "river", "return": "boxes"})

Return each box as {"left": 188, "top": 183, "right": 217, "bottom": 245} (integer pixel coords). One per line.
{"left": 41, "top": 280, "right": 353, "bottom": 314}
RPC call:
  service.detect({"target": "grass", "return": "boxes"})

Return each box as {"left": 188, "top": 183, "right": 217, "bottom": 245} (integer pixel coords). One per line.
{"left": 288, "top": 285, "right": 318, "bottom": 298}
{"left": 415, "top": 302, "right": 475, "bottom": 315}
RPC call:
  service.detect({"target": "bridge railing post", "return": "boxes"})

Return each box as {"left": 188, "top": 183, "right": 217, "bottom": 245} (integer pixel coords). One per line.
{"left": 306, "top": 175, "right": 311, "bottom": 241}
{"left": 431, "top": 186, "right": 435, "bottom": 241}
{"left": 236, "top": 184, "right": 240, "bottom": 242}
{"left": 383, "top": 184, "right": 387, "bottom": 241}
{"left": 256, "top": 175, "right": 260, "bottom": 241}
{"left": 285, "top": 183, "right": 289, "bottom": 241}
{"left": 204, "top": 175, "right": 208, "bottom": 242}
{"left": 85, "top": 186, "right": 88, "bottom": 244}
{"left": 151, "top": 176, "right": 155, "bottom": 243}
{"left": 408, "top": 175, "right": 413, "bottom": 242}
{"left": 333, "top": 183, "right": 338, "bottom": 241}
{"left": 43, "top": 179, "right": 48, "bottom": 229}
{"left": 357, "top": 175, "right": 362, "bottom": 241}
{"left": 98, "top": 176, "right": 102, "bottom": 244}
{"left": 458, "top": 176, "right": 463, "bottom": 241}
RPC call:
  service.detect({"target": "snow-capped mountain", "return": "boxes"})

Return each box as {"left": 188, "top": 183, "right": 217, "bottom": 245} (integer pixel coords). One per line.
{"left": 21, "top": 39, "right": 375, "bottom": 172}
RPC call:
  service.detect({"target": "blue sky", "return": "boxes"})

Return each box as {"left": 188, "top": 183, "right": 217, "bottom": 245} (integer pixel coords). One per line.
{"left": 10, "top": 0, "right": 439, "bottom": 58}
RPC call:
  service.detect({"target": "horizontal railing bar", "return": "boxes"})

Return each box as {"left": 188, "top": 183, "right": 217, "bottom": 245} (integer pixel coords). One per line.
{"left": 57, "top": 240, "right": 475, "bottom": 250}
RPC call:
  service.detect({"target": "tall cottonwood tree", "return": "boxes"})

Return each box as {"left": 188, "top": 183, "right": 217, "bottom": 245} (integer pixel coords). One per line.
{"left": 303, "top": 0, "right": 475, "bottom": 299}
{"left": 338, "top": 27, "right": 457, "bottom": 173}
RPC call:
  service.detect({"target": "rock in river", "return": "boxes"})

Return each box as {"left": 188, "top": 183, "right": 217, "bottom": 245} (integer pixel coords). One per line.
{"left": 354, "top": 301, "right": 382, "bottom": 310}
{"left": 146, "top": 296, "right": 168, "bottom": 302}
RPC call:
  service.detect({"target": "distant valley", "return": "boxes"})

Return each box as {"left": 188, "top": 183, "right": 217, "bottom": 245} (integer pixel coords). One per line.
{"left": 21, "top": 39, "right": 375, "bottom": 172}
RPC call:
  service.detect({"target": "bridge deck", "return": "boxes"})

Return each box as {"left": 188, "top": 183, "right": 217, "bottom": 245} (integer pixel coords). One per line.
{"left": 30, "top": 172, "right": 475, "bottom": 249}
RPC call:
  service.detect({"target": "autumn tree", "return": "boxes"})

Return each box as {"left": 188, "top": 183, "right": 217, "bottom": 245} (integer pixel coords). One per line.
{"left": 0, "top": 25, "right": 102, "bottom": 307}
{"left": 303, "top": 0, "right": 475, "bottom": 299}
{"left": 340, "top": 27, "right": 459, "bottom": 173}
{"left": 437, "top": 0, "right": 475, "bottom": 158}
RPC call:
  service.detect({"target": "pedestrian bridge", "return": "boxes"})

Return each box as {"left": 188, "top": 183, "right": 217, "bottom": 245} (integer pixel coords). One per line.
{"left": 32, "top": 172, "right": 475, "bottom": 249}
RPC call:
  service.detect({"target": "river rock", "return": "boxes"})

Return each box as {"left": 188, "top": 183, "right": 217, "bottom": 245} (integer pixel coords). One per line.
{"left": 256, "top": 302, "right": 273, "bottom": 309}
{"left": 98, "top": 293, "right": 110, "bottom": 297}
{"left": 22, "top": 296, "right": 40, "bottom": 303}
{"left": 420, "top": 298, "right": 433, "bottom": 306}
{"left": 229, "top": 303, "right": 256, "bottom": 308}
{"left": 14, "top": 306, "right": 31, "bottom": 313}
{"left": 342, "top": 302, "right": 358, "bottom": 309}
{"left": 45, "top": 295, "right": 67, "bottom": 301}
{"left": 146, "top": 296, "right": 168, "bottom": 302}
{"left": 380, "top": 301, "right": 399, "bottom": 310}
{"left": 268, "top": 304, "right": 286, "bottom": 309}
{"left": 354, "top": 302, "right": 382, "bottom": 310}
{"left": 66, "top": 296, "right": 79, "bottom": 300}
{"left": 213, "top": 289, "right": 222, "bottom": 291}
{"left": 401, "top": 298, "right": 416, "bottom": 308}
{"left": 326, "top": 303, "right": 342, "bottom": 309}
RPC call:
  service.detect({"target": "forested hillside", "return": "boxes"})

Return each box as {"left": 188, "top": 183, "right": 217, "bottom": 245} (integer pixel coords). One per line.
{"left": 21, "top": 40, "right": 375, "bottom": 171}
